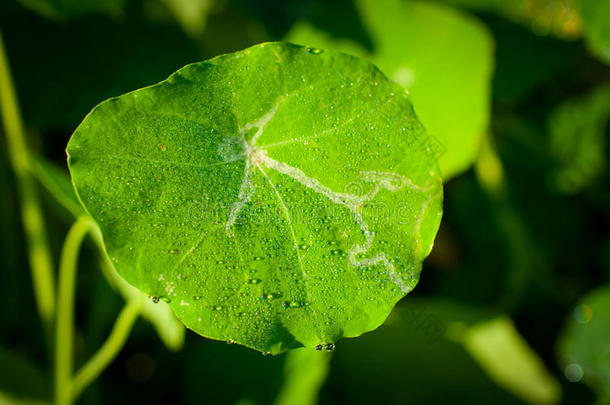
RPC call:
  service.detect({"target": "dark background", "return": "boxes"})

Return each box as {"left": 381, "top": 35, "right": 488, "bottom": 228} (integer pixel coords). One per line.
{"left": 1, "top": 0, "right": 609, "bottom": 404}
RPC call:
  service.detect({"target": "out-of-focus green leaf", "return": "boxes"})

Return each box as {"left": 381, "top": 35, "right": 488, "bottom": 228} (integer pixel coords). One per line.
{"left": 274, "top": 348, "right": 331, "bottom": 405}
{"left": 442, "top": 0, "right": 610, "bottom": 64}
{"left": 161, "top": 0, "right": 216, "bottom": 37}
{"left": 0, "top": 346, "right": 50, "bottom": 403}
{"left": 286, "top": 21, "right": 369, "bottom": 61}
{"left": 558, "top": 285, "right": 610, "bottom": 402}
{"left": 462, "top": 317, "right": 562, "bottom": 405}
{"left": 549, "top": 83, "right": 610, "bottom": 193}
{"left": 433, "top": 0, "right": 582, "bottom": 38}
{"left": 325, "top": 299, "right": 525, "bottom": 404}
{"left": 287, "top": 0, "right": 494, "bottom": 180}
{"left": 18, "top": 0, "right": 125, "bottom": 20}
{"left": 578, "top": 0, "right": 610, "bottom": 63}
{"left": 67, "top": 42, "right": 443, "bottom": 354}
{"left": 0, "top": 392, "right": 50, "bottom": 405}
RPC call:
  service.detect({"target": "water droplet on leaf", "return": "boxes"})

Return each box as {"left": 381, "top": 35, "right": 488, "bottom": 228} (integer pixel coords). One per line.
{"left": 260, "top": 292, "right": 281, "bottom": 300}
{"left": 315, "top": 343, "right": 335, "bottom": 351}
{"left": 306, "top": 47, "right": 324, "bottom": 55}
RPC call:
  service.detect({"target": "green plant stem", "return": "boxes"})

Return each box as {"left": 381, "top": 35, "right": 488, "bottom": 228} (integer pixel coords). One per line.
{"left": 55, "top": 216, "right": 94, "bottom": 405}
{"left": 70, "top": 300, "right": 141, "bottom": 402}
{"left": 0, "top": 25, "right": 56, "bottom": 329}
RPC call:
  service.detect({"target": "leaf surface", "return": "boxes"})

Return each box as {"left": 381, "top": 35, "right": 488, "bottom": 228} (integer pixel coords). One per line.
{"left": 28, "top": 155, "right": 186, "bottom": 351}
{"left": 463, "top": 317, "right": 561, "bottom": 405}
{"left": 549, "top": 83, "right": 610, "bottom": 193}
{"left": 579, "top": 0, "right": 610, "bottom": 64}
{"left": 67, "top": 42, "right": 443, "bottom": 353}
{"left": 558, "top": 285, "right": 610, "bottom": 401}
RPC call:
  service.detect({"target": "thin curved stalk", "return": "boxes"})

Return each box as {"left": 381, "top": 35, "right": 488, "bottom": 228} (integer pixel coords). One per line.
{"left": 70, "top": 300, "right": 141, "bottom": 402}
{"left": 0, "top": 25, "right": 56, "bottom": 329}
{"left": 55, "top": 217, "right": 94, "bottom": 405}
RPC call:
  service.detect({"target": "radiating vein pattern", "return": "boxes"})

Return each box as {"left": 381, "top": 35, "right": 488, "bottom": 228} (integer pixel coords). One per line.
{"left": 67, "top": 42, "right": 444, "bottom": 354}
{"left": 224, "top": 100, "right": 427, "bottom": 292}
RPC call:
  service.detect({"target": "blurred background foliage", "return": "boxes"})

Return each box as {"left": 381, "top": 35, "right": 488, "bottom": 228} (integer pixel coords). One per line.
{"left": 0, "top": 0, "right": 609, "bottom": 404}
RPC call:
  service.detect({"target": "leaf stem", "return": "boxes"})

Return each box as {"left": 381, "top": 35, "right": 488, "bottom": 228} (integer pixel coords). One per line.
{"left": 55, "top": 216, "right": 94, "bottom": 405}
{"left": 70, "top": 300, "right": 141, "bottom": 402}
{"left": 0, "top": 24, "right": 56, "bottom": 329}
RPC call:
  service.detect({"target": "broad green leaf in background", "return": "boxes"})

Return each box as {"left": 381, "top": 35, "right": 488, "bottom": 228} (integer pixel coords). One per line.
{"left": 286, "top": 0, "right": 494, "bottom": 180}
{"left": 18, "top": 0, "right": 125, "bottom": 20}
{"left": 161, "top": 0, "right": 216, "bottom": 38}
{"left": 274, "top": 348, "right": 331, "bottom": 405}
{"left": 578, "top": 0, "right": 610, "bottom": 64}
{"left": 461, "top": 317, "right": 561, "bottom": 405}
{"left": 438, "top": 0, "right": 610, "bottom": 65}
{"left": 326, "top": 298, "right": 558, "bottom": 404}
{"left": 432, "top": 0, "right": 582, "bottom": 38}
{"left": 67, "top": 42, "right": 443, "bottom": 354}
{"left": 548, "top": 83, "right": 610, "bottom": 193}
{"left": 558, "top": 285, "right": 610, "bottom": 402}
{"left": 0, "top": 392, "right": 49, "bottom": 405}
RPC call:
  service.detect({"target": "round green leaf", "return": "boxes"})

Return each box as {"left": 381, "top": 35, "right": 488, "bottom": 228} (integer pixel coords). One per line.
{"left": 579, "top": 0, "right": 610, "bottom": 64}
{"left": 67, "top": 42, "right": 443, "bottom": 354}
{"left": 558, "top": 285, "right": 610, "bottom": 401}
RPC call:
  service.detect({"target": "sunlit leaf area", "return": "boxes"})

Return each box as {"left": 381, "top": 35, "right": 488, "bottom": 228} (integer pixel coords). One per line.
{"left": 0, "top": 0, "right": 609, "bottom": 404}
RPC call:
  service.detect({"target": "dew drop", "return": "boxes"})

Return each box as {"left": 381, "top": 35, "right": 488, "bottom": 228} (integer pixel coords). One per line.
{"left": 150, "top": 296, "right": 160, "bottom": 304}
{"left": 193, "top": 295, "right": 202, "bottom": 301}
{"left": 282, "top": 300, "right": 304, "bottom": 309}
{"left": 247, "top": 278, "right": 262, "bottom": 285}
{"left": 306, "top": 47, "right": 324, "bottom": 55}
{"left": 260, "top": 292, "right": 281, "bottom": 300}
{"left": 212, "top": 305, "right": 223, "bottom": 311}
{"left": 160, "top": 296, "right": 171, "bottom": 303}
{"left": 315, "top": 343, "right": 335, "bottom": 351}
